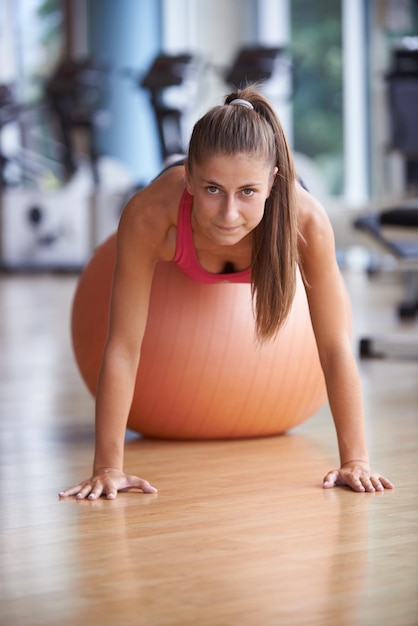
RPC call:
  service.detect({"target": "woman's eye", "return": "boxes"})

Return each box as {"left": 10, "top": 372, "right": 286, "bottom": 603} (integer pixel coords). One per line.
{"left": 206, "top": 186, "right": 219, "bottom": 194}
{"left": 242, "top": 188, "right": 255, "bottom": 197}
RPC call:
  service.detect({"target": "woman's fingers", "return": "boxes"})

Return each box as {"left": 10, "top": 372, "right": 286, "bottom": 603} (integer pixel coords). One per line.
{"left": 323, "top": 466, "right": 394, "bottom": 492}
{"left": 59, "top": 472, "right": 158, "bottom": 500}
{"left": 120, "top": 474, "right": 158, "bottom": 494}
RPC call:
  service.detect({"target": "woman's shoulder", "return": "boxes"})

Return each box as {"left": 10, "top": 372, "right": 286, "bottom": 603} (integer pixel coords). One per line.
{"left": 118, "top": 165, "right": 186, "bottom": 257}
{"left": 295, "top": 180, "right": 337, "bottom": 280}
{"left": 295, "top": 181, "right": 334, "bottom": 244}
{"left": 126, "top": 165, "right": 186, "bottom": 222}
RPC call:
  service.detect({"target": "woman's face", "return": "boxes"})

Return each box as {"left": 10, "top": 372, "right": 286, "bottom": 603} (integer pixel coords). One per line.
{"left": 185, "top": 152, "right": 277, "bottom": 247}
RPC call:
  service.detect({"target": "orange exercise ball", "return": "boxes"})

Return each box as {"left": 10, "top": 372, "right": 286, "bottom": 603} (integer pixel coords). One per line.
{"left": 71, "top": 234, "right": 327, "bottom": 439}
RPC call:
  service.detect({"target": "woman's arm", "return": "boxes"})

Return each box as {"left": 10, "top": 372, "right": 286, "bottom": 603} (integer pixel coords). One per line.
{"left": 60, "top": 179, "right": 179, "bottom": 500}
{"left": 90, "top": 201, "right": 159, "bottom": 496}
{"left": 297, "top": 186, "right": 394, "bottom": 492}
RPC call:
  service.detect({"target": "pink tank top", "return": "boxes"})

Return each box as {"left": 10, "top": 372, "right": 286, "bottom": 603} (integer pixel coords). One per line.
{"left": 173, "top": 189, "right": 251, "bottom": 284}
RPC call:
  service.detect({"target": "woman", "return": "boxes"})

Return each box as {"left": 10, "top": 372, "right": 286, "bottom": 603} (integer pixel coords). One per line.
{"left": 60, "top": 85, "right": 393, "bottom": 499}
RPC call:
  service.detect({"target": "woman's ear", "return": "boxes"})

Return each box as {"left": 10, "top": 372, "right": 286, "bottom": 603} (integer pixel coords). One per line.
{"left": 268, "top": 166, "right": 279, "bottom": 196}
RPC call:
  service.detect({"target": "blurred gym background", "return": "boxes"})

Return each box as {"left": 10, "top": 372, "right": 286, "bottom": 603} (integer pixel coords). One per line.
{"left": 0, "top": 0, "right": 417, "bottom": 336}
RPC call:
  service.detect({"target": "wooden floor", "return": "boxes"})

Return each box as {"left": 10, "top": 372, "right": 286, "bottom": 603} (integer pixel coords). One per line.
{"left": 1, "top": 262, "right": 417, "bottom": 626}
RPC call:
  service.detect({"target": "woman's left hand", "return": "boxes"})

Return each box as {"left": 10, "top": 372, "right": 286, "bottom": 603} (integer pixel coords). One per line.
{"left": 323, "top": 461, "right": 394, "bottom": 492}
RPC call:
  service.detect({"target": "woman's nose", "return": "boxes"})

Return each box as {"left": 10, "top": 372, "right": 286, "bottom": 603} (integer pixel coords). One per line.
{"left": 222, "top": 197, "right": 239, "bottom": 222}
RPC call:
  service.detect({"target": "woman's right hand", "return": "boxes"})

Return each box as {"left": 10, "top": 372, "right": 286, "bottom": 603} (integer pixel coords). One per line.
{"left": 58, "top": 468, "right": 158, "bottom": 500}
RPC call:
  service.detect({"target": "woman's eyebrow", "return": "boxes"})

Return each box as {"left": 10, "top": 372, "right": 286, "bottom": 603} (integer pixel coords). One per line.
{"left": 200, "top": 177, "right": 262, "bottom": 188}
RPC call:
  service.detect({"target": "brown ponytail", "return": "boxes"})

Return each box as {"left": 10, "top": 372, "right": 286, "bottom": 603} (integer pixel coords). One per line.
{"left": 187, "top": 84, "right": 299, "bottom": 342}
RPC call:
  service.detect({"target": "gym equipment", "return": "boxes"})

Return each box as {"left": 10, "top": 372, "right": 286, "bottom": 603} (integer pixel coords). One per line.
{"left": 354, "top": 203, "right": 418, "bottom": 319}
{"left": 225, "top": 46, "right": 284, "bottom": 88}
{"left": 45, "top": 57, "right": 110, "bottom": 186}
{"left": 0, "top": 57, "right": 135, "bottom": 269}
{"left": 354, "top": 203, "right": 418, "bottom": 360}
{"left": 0, "top": 84, "right": 21, "bottom": 188}
{"left": 1, "top": 187, "right": 90, "bottom": 270}
{"left": 71, "top": 233, "right": 327, "bottom": 440}
{"left": 354, "top": 42, "right": 418, "bottom": 359}
{"left": 0, "top": 83, "right": 64, "bottom": 188}
{"left": 386, "top": 44, "right": 418, "bottom": 189}
{"left": 140, "top": 53, "right": 195, "bottom": 161}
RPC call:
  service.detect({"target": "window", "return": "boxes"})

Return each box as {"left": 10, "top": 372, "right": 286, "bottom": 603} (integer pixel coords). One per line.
{"left": 290, "top": 0, "right": 343, "bottom": 196}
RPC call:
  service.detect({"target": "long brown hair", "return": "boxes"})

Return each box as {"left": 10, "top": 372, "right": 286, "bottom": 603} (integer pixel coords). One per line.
{"left": 187, "top": 85, "right": 298, "bottom": 342}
